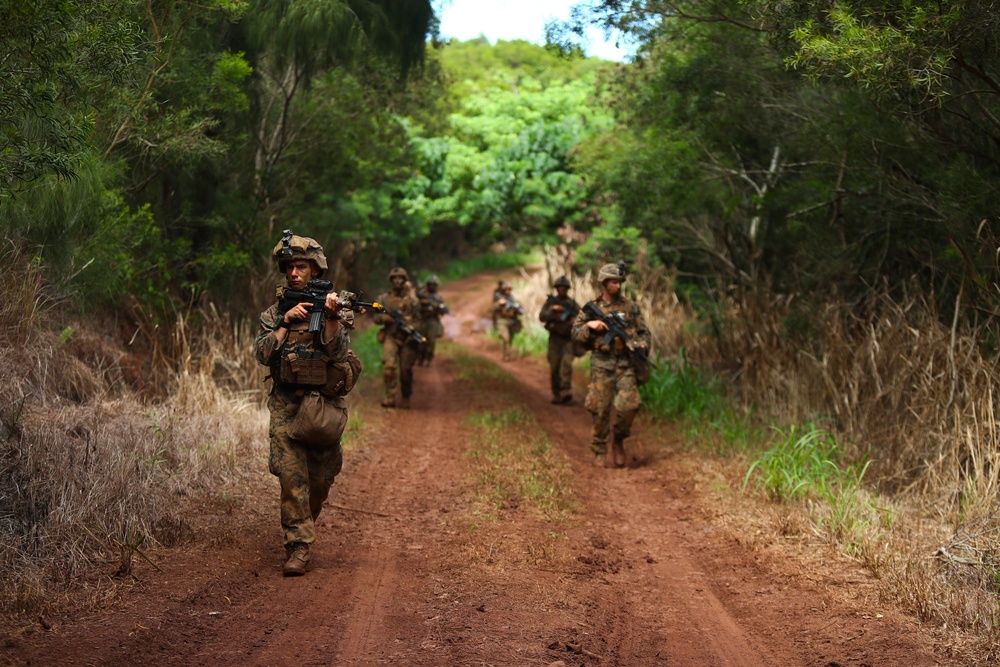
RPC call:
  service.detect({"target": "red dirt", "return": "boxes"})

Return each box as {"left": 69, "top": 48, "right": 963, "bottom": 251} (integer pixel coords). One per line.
{"left": 3, "top": 271, "right": 963, "bottom": 667}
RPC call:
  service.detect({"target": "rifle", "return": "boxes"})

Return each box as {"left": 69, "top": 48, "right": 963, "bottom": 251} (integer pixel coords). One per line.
{"left": 279, "top": 280, "right": 383, "bottom": 333}
{"left": 499, "top": 295, "right": 526, "bottom": 316}
{"left": 581, "top": 301, "right": 658, "bottom": 373}
{"left": 416, "top": 290, "right": 450, "bottom": 315}
{"left": 543, "top": 295, "right": 578, "bottom": 323}
{"left": 384, "top": 307, "right": 427, "bottom": 345}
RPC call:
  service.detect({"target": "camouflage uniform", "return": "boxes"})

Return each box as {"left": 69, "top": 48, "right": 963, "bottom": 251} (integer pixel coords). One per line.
{"left": 492, "top": 288, "right": 523, "bottom": 361}
{"left": 254, "top": 289, "right": 349, "bottom": 551}
{"left": 416, "top": 277, "right": 447, "bottom": 366}
{"left": 572, "top": 290, "right": 649, "bottom": 459}
{"left": 376, "top": 270, "right": 421, "bottom": 406}
{"left": 539, "top": 278, "right": 579, "bottom": 403}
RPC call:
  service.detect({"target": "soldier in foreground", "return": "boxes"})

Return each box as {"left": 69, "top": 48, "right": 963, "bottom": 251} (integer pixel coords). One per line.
{"left": 492, "top": 281, "right": 524, "bottom": 361}
{"left": 572, "top": 263, "right": 650, "bottom": 468}
{"left": 539, "top": 275, "right": 579, "bottom": 404}
{"left": 254, "top": 232, "right": 358, "bottom": 575}
{"left": 375, "top": 267, "right": 423, "bottom": 408}
{"left": 416, "top": 275, "right": 448, "bottom": 366}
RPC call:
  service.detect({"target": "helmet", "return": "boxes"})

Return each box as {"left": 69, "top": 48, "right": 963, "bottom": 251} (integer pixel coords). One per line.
{"left": 497, "top": 280, "right": 510, "bottom": 290}
{"left": 426, "top": 275, "right": 439, "bottom": 286}
{"left": 553, "top": 275, "right": 571, "bottom": 288}
{"left": 272, "top": 230, "right": 328, "bottom": 277}
{"left": 388, "top": 266, "right": 409, "bottom": 281}
{"left": 597, "top": 262, "right": 627, "bottom": 283}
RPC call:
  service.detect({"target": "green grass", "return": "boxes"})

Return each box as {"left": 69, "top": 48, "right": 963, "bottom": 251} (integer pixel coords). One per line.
{"left": 639, "top": 349, "right": 753, "bottom": 450}
{"left": 465, "top": 407, "right": 575, "bottom": 519}
{"left": 511, "top": 321, "right": 550, "bottom": 357}
{"left": 440, "top": 250, "right": 542, "bottom": 281}
{"left": 350, "top": 325, "right": 382, "bottom": 373}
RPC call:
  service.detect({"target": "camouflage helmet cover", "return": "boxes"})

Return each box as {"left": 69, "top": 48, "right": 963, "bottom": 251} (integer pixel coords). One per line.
{"left": 426, "top": 274, "right": 439, "bottom": 285}
{"left": 272, "top": 230, "right": 328, "bottom": 277}
{"left": 597, "top": 262, "right": 627, "bottom": 283}
{"left": 553, "top": 275, "right": 571, "bottom": 288}
{"left": 388, "top": 266, "right": 409, "bottom": 281}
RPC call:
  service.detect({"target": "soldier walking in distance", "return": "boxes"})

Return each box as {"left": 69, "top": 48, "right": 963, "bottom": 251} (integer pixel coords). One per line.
{"left": 572, "top": 263, "right": 650, "bottom": 468}
{"left": 375, "top": 267, "right": 421, "bottom": 408}
{"left": 254, "top": 231, "right": 357, "bottom": 575}
{"left": 416, "top": 275, "right": 448, "bottom": 366}
{"left": 492, "top": 281, "right": 524, "bottom": 361}
{"left": 539, "top": 275, "right": 579, "bottom": 404}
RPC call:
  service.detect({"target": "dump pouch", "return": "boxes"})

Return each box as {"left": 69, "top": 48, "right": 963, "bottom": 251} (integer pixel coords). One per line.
{"left": 288, "top": 392, "right": 348, "bottom": 446}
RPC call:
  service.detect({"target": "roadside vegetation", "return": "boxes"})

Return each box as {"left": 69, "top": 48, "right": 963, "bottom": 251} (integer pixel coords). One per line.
{"left": 6, "top": 0, "right": 1000, "bottom": 656}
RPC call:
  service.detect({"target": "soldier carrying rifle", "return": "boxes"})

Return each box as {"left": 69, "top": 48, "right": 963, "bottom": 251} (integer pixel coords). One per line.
{"left": 572, "top": 263, "right": 651, "bottom": 468}
{"left": 539, "top": 275, "right": 580, "bottom": 404}
{"left": 254, "top": 230, "right": 364, "bottom": 576}
{"left": 416, "top": 275, "right": 448, "bottom": 366}
{"left": 492, "top": 281, "right": 524, "bottom": 362}
{"left": 375, "top": 267, "right": 422, "bottom": 408}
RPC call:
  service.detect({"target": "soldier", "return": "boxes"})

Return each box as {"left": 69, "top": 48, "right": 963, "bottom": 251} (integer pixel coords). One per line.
{"left": 572, "top": 263, "right": 650, "bottom": 468}
{"left": 416, "top": 275, "right": 448, "bottom": 366}
{"left": 254, "top": 232, "right": 353, "bottom": 576}
{"left": 539, "top": 275, "right": 580, "bottom": 404}
{"left": 492, "top": 282, "right": 524, "bottom": 361}
{"left": 375, "top": 267, "right": 422, "bottom": 408}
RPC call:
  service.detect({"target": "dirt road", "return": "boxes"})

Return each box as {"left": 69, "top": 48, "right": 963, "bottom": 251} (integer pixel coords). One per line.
{"left": 5, "top": 272, "right": 956, "bottom": 666}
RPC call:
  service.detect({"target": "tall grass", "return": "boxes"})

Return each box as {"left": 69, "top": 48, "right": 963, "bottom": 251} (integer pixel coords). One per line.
{"left": 0, "top": 242, "right": 267, "bottom": 616}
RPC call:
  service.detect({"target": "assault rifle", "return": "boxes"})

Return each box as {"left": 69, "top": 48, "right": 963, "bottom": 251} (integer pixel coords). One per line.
{"left": 416, "top": 290, "right": 450, "bottom": 315}
{"left": 499, "top": 295, "right": 526, "bottom": 316}
{"left": 279, "top": 280, "right": 383, "bottom": 333}
{"left": 581, "top": 300, "right": 657, "bottom": 373}
{"left": 543, "top": 295, "right": 578, "bottom": 323}
{"left": 384, "top": 307, "right": 427, "bottom": 345}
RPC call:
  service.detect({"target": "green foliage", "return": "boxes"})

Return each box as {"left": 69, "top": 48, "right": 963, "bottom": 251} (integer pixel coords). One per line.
{"left": 511, "top": 321, "right": 550, "bottom": 357}
{"left": 439, "top": 250, "right": 541, "bottom": 281}
{"left": 349, "top": 325, "right": 383, "bottom": 375}
{"left": 742, "top": 424, "right": 870, "bottom": 503}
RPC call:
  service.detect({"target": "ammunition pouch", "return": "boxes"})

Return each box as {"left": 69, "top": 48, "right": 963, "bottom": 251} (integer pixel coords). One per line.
{"left": 279, "top": 344, "right": 327, "bottom": 386}
{"left": 632, "top": 349, "right": 652, "bottom": 385}
{"left": 322, "top": 349, "right": 363, "bottom": 398}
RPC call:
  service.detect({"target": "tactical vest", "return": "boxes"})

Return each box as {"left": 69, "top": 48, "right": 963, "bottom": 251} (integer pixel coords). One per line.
{"left": 274, "top": 320, "right": 362, "bottom": 398}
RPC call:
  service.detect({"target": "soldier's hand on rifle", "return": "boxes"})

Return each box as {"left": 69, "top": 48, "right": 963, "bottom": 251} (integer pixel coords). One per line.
{"left": 284, "top": 302, "right": 310, "bottom": 324}
{"left": 552, "top": 304, "right": 564, "bottom": 312}
{"left": 586, "top": 319, "right": 609, "bottom": 332}
{"left": 324, "top": 292, "right": 343, "bottom": 316}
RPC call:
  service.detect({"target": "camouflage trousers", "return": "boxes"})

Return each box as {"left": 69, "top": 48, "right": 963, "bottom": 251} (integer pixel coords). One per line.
{"left": 268, "top": 389, "right": 344, "bottom": 547}
{"left": 417, "top": 318, "right": 444, "bottom": 364}
{"left": 382, "top": 335, "right": 418, "bottom": 401}
{"left": 584, "top": 355, "right": 641, "bottom": 455}
{"left": 496, "top": 317, "right": 521, "bottom": 360}
{"left": 547, "top": 334, "right": 574, "bottom": 398}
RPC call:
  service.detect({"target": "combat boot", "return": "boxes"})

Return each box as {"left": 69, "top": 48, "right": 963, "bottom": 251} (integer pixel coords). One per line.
{"left": 592, "top": 451, "right": 607, "bottom": 468}
{"left": 282, "top": 543, "right": 313, "bottom": 576}
{"left": 399, "top": 395, "right": 410, "bottom": 409}
{"left": 612, "top": 436, "right": 626, "bottom": 468}
{"left": 380, "top": 398, "right": 395, "bottom": 408}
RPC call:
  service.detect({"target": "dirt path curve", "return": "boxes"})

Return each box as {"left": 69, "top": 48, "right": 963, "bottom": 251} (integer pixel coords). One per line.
{"left": 6, "top": 270, "right": 956, "bottom": 667}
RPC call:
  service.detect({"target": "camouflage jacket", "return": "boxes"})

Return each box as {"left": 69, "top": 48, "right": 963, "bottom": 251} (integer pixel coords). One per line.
{"left": 539, "top": 294, "right": 580, "bottom": 338}
{"left": 376, "top": 290, "right": 421, "bottom": 341}
{"left": 571, "top": 294, "right": 649, "bottom": 358}
{"left": 254, "top": 298, "right": 351, "bottom": 394}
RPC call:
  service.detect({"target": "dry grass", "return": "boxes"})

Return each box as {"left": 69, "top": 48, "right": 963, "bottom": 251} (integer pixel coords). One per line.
{"left": 0, "top": 243, "right": 268, "bottom": 617}
{"left": 687, "top": 281, "right": 1000, "bottom": 643}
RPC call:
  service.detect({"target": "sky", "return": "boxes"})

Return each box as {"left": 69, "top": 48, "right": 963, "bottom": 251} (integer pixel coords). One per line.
{"left": 436, "top": 0, "right": 633, "bottom": 62}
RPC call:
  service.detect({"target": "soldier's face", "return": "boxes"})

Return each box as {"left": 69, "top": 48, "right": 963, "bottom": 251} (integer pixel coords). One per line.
{"left": 391, "top": 276, "right": 405, "bottom": 290}
{"left": 286, "top": 260, "right": 314, "bottom": 289}
{"left": 556, "top": 286, "right": 568, "bottom": 297}
{"left": 603, "top": 279, "right": 622, "bottom": 297}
